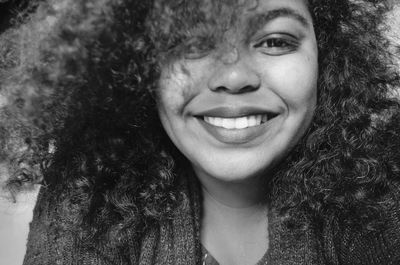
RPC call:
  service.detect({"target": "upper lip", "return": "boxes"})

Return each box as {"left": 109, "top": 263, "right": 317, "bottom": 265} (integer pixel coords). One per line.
{"left": 194, "top": 106, "right": 279, "bottom": 118}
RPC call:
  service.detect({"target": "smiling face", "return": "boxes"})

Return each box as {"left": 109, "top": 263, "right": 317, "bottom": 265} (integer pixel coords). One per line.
{"left": 156, "top": 0, "right": 318, "bottom": 184}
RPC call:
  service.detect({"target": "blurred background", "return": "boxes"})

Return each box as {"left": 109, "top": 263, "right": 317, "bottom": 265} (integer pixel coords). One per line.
{"left": 0, "top": 2, "right": 40, "bottom": 265}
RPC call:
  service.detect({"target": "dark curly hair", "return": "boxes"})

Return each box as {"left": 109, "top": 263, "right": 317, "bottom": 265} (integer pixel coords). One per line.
{"left": 1, "top": 0, "right": 399, "bottom": 239}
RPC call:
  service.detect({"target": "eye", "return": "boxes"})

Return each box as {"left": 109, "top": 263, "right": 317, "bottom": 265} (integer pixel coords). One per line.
{"left": 182, "top": 37, "right": 215, "bottom": 60}
{"left": 253, "top": 34, "right": 299, "bottom": 56}
{"left": 183, "top": 45, "right": 211, "bottom": 59}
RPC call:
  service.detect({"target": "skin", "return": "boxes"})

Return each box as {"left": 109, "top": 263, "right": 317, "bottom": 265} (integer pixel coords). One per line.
{"left": 157, "top": 0, "right": 317, "bottom": 263}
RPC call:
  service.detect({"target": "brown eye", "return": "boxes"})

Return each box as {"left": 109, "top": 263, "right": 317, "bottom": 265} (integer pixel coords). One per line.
{"left": 263, "top": 38, "right": 289, "bottom": 48}
{"left": 254, "top": 35, "right": 299, "bottom": 56}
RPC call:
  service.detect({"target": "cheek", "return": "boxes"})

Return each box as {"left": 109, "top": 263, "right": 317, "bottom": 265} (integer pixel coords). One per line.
{"left": 158, "top": 70, "right": 193, "bottom": 115}
{"left": 270, "top": 56, "right": 318, "bottom": 109}
{"left": 158, "top": 60, "right": 211, "bottom": 116}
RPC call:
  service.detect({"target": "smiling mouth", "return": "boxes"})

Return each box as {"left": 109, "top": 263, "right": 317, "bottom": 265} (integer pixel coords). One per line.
{"left": 202, "top": 113, "right": 277, "bottom": 130}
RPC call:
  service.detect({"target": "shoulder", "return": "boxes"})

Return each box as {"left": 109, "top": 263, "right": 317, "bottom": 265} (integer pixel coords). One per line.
{"left": 324, "top": 189, "right": 400, "bottom": 265}
{"left": 23, "top": 185, "right": 134, "bottom": 265}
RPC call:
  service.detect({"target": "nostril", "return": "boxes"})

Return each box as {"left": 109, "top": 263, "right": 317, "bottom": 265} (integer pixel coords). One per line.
{"left": 207, "top": 62, "right": 261, "bottom": 94}
{"left": 239, "top": 85, "right": 259, "bottom": 93}
{"left": 212, "top": 85, "right": 259, "bottom": 94}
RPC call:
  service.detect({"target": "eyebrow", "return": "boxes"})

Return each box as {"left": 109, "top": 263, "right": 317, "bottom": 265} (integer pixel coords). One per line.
{"left": 246, "top": 7, "right": 311, "bottom": 37}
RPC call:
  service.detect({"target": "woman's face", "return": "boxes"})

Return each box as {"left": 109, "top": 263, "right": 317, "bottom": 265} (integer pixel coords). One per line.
{"left": 157, "top": 0, "right": 318, "bottom": 183}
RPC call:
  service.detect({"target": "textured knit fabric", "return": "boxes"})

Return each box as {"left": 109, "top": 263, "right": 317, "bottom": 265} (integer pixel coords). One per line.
{"left": 23, "top": 178, "right": 400, "bottom": 265}
{"left": 201, "top": 245, "right": 269, "bottom": 265}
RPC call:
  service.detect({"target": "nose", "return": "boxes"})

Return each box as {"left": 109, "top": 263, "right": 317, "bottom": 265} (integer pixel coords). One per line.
{"left": 207, "top": 53, "right": 261, "bottom": 94}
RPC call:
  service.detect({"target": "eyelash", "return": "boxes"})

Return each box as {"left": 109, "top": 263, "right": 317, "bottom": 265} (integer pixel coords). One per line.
{"left": 254, "top": 35, "right": 299, "bottom": 55}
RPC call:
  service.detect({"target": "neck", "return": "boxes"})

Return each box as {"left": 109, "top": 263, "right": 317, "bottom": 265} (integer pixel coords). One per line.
{"left": 196, "top": 168, "right": 270, "bottom": 265}
{"left": 195, "top": 168, "right": 268, "bottom": 209}
{"left": 202, "top": 186, "right": 268, "bottom": 225}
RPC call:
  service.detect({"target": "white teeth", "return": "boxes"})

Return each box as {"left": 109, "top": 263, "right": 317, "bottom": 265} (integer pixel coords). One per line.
{"left": 248, "top": 116, "right": 257, "bottom": 127}
{"left": 256, "top": 115, "right": 262, "bottom": 125}
{"left": 235, "top": 117, "right": 248, "bottom": 129}
{"left": 222, "top": 118, "right": 236, "bottom": 129}
{"left": 214, "top": 117, "right": 223, "bottom": 127}
{"left": 203, "top": 114, "right": 268, "bottom": 129}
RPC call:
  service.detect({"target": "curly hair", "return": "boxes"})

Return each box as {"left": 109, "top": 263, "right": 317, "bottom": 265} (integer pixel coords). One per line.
{"left": 1, "top": 0, "right": 399, "bottom": 238}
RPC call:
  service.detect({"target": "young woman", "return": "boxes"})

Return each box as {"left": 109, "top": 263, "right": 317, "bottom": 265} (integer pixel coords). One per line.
{"left": 1, "top": 0, "right": 399, "bottom": 264}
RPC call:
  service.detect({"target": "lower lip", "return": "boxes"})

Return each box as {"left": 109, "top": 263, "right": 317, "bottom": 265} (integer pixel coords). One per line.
{"left": 198, "top": 118, "right": 274, "bottom": 144}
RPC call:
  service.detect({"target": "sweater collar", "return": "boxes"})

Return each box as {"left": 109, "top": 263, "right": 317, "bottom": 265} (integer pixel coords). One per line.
{"left": 130, "top": 172, "right": 324, "bottom": 265}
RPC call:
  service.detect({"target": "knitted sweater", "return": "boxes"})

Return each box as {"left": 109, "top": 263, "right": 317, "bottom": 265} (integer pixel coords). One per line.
{"left": 23, "top": 180, "right": 400, "bottom": 265}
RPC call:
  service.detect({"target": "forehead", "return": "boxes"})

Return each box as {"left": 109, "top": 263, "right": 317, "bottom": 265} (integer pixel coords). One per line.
{"left": 152, "top": 0, "right": 311, "bottom": 24}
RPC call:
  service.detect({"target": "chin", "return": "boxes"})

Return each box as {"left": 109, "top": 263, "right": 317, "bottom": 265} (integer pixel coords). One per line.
{"left": 194, "top": 154, "right": 276, "bottom": 184}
